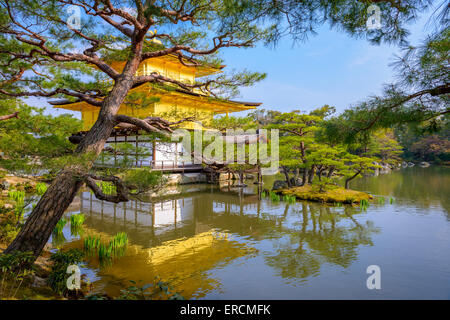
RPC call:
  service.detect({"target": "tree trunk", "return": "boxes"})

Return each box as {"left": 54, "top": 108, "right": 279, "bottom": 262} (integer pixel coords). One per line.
{"left": 307, "top": 165, "right": 315, "bottom": 184}
{"left": 301, "top": 168, "right": 307, "bottom": 186}
{"left": 327, "top": 167, "right": 335, "bottom": 178}
{"left": 4, "top": 68, "right": 139, "bottom": 260}
{"left": 281, "top": 166, "right": 291, "bottom": 187}
{"left": 3, "top": 170, "right": 84, "bottom": 256}
{"left": 345, "top": 170, "right": 361, "bottom": 189}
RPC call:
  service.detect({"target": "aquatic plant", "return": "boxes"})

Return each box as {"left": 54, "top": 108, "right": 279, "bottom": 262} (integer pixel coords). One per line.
{"left": 269, "top": 191, "right": 280, "bottom": 202}
{"left": 390, "top": 197, "right": 396, "bottom": 204}
{"left": 115, "top": 278, "right": 184, "bottom": 300}
{"left": 360, "top": 199, "right": 370, "bottom": 211}
{"left": 53, "top": 218, "right": 67, "bottom": 235}
{"left": 70, "top": 214, "right": 85, "bottom": 236}
{"left": 282, "top": 194, "right": 296, "bottom": 204}
{"left": 84, "top": 235, "right": 101, "bottom": 256}
{"left": 83, "top": 232, "right": 128, "bottom": 265}
{"left": 377, "top": 197, "right": 386, "bottom": 204}
{"left": 110, "top": 232, "right": 128, "bottom": 256}
{"left": 35, "top": 182, "right": 48, "bottom": 196}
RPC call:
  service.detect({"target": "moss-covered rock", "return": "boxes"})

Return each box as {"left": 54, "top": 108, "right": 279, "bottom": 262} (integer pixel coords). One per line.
{"left": 274, "top": 185, "right": 372, "bottom": 204}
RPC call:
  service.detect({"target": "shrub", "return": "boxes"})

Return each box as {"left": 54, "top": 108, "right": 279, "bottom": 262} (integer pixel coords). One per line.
{"left": 47, "top": 249, "right": 84, "bottom": 296}
{"left": 123, "top": 168, "right": 164, "bottom": 192}
{"left": 0, "top": 251, "right": 35, "bottom": 299}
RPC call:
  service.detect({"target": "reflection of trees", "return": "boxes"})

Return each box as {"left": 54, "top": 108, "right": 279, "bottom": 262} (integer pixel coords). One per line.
{"left": 264, "top": 203, "right": 379, "bottom": 281}
{"left": 353, "top": 167, "right": 450, "bottom": 217}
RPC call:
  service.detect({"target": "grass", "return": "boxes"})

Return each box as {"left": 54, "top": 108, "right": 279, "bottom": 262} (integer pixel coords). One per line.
{"left": 7, "top": 190, "right": 25, "bottom": 204}
{"left": 274, "top": 185, "right": 372, "bottom": 204}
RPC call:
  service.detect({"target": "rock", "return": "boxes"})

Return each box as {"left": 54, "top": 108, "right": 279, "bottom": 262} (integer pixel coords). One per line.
{"left": 164, "top": 173, "right": 207, "bottom": 185}
{"left": 402, "top": 161, "right": 408, "bottom": 168}
{"left": 379, "top": 163, "right": 392, "bottom": 174}
{"left": 218, "top": 172, "right": 239, "bottom": 181}
{"left": 289, "top": 177, "right": 303, "bottom": 187}
{"left": 272, "top": 180, "right": 288, "bottom": 190}
{"left": 0, "top": 180, "right": 10, "bottom": 190}
{"left": 32, "top": 276, "right": 47, "bottom": 288}
{"left": 408, "top": 162, "right": 415, "bottom": 167}
{"left": 420, "top": 161, "right": 430, "bottom": 167}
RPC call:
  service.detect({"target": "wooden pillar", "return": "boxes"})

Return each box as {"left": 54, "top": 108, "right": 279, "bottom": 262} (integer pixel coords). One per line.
{"left": 135, "top": 132, "right": 139, "bottom": 167}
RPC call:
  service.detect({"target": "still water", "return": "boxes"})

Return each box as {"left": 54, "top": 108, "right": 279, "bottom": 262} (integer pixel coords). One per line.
{"left": 59, "top": 166, "right": 450, "bottom": 299}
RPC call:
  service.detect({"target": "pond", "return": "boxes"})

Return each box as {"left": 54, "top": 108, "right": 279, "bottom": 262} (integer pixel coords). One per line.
{"left": 56, "top": 166, "right": 450, "bottom": 299}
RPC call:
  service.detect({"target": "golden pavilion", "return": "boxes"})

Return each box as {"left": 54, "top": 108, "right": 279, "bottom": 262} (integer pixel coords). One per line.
{"left": 50, "top": 50, "right": 261, "bottom": 171}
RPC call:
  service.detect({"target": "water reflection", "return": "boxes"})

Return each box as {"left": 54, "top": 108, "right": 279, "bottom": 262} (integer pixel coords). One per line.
{"left": 352, "top": 166, "right": 450, "bottom": 217}
{"left": 65, "top": 183, "right": 380, "bottom": 298}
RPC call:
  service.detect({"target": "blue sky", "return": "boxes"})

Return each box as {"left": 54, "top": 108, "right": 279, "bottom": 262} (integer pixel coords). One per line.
{"left": 39, "top": 5, "right": 435, "bottom": 119}
{"left": 223, "top": 7, "right": 435, "bottom": 116}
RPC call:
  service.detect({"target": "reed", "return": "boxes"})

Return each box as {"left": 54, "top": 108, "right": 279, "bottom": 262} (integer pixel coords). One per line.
{"left": 84, "top": 235, "right": 101, "bottom": 256}
{"left": 360, "top": 199, "right": 370, "bottom": 211}
{"left": 83, "top": 232, "right": 128, "bottom": 265}
{"left": 53, "top": 218, "right": 67, "bottom": 235}
{"left": 70, "top": 214, "right": 85, "bottom": 236}
{"left": 269, "top": 191, "right": 280, "bottom": 202}
{"left": 282, "top": 194, "right": 296, "bottom": 204}
{"left": 390, "top": 197, "right": 395, "bottom": 204}
{"left": 377, "top": 197, "right": 385, "bottom": 204}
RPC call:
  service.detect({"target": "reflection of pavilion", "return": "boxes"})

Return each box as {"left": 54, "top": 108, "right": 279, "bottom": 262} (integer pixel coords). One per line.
{"left": 68, "top": 187, "right": 379, "bottom": 297}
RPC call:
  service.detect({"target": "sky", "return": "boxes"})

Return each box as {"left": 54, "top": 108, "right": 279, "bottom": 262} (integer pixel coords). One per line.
{"left": 37, "top": 5, "right": 437, "bottom": 119}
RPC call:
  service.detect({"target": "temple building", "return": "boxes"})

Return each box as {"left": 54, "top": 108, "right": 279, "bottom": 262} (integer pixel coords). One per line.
{"left": 50, "top": 53, "right": 261, "bottom": 171}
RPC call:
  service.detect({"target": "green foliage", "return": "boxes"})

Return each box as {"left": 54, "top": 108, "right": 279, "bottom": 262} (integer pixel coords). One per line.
{"left": 324, "top": 28, "right": 449, "bottom": 144}
{"left": 360, "top": 199, "right": 370, "bottom": 211}
{"left": 0, "top": 251, "right": 35, "bottom": 299}
{"left": 97, "top": 181, "right": 116, "bottom": 195}
{"left": 282, "top": 194, "right": 296, "bottom": 204}
{"left": 70, "top": 214, "right": 85, "bottom": 237}
{"left": 269, "top": 191, "right": 280, "bottom": 203}
{"left": 83, "top": 232, "right": 128, "bottom": 266}
{"left": 0, "top": 100, "right": 81, "bottom": 175}
{"left": 35, "top": 183, "right": 48, "bottom": 196}
{"left": 52, "top": 218, "right": 68, "bottom": 247}
{"left": 47, "top": 249, "right": 84, "bottom": 295}
{"left": 53, "top": 218, "right": 67, "bottom": 235}
{"left": 122, "top": 168, "right": 164, "bottom": 193}
{"left": 115, "top": 278, "right": 184, "bottom": 300}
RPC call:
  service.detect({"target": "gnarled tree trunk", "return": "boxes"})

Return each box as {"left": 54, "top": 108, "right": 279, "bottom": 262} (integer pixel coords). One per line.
{"left": 4, "top": 72, "right": 138, "bottom": 259}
